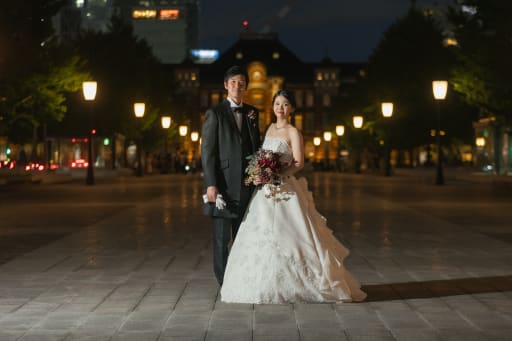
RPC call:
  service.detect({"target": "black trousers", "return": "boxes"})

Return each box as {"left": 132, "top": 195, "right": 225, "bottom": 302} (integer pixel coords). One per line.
{"left": 212, "top": 187, "right": 253, "bottom": 285}
{"left": 212, "top": 213, "right": 244, "bottom": 285}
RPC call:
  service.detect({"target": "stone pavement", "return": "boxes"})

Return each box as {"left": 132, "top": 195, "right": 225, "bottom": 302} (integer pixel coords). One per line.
{"left": 0, "top": 172, "right": 511, "bottom": 341}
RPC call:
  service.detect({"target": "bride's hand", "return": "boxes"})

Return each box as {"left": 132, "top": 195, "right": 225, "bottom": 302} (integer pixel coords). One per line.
{"left": 253, "top": 176, "right": 263, "bottom": 186}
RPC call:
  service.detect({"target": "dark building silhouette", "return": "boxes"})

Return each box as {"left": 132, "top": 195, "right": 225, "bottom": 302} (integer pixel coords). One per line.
{"left": 170, "top": 32, "right": 366, "bottom": 162}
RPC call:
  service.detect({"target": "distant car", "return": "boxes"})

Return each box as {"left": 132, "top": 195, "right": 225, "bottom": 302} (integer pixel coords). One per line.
{"left": 71, "top": 159, "right": 89, "bottom": 168}
{"left": 24, "top": 162, "right": 45, "bottom": 171}
{"left": 0, "top": 160, "right": 16, "bottom": 170}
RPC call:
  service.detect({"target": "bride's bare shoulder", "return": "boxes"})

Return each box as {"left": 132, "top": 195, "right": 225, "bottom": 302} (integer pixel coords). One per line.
{"left": 288, "top": 125, "right": 302, "bottom": 138}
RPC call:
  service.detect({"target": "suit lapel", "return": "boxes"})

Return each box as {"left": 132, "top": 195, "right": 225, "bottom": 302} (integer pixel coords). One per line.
{"left": 220, "top": 100, "right": 242, "bottom": 137}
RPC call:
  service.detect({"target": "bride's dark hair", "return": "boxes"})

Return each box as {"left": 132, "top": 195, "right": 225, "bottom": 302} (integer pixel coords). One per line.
{"left": 272, "top": 89, "right": 296, "bottom": 108}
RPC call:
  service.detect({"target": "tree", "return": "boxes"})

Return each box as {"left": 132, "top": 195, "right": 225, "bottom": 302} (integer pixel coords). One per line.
{"left": 63, "top": 16, "right": 169, "bottom": 149}
{"left": 0, "top": 0, "right": 89, "bottom": 145}
{"left": 447, "top": 0, "right": 512, "bottom": 123}
{"left": 359, "top": 5, "right": 476, "bottom": 168}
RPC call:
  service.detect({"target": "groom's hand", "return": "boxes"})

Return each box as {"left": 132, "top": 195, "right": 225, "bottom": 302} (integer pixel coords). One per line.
{"left": 206, "top": 186, "right": 218, "bottom": 202}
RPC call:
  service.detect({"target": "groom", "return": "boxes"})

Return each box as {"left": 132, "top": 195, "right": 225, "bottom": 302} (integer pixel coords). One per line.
{"left": 201, "top": 65, "right": 261, "bottom": 285}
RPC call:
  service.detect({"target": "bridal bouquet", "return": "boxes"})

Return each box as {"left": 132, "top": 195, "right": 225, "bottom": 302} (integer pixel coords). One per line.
{"left": 244, "top": 148, "right": 282, "bottom": 190}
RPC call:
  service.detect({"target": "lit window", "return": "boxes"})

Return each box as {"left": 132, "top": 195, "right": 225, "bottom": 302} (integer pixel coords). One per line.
{"left": 316, "top": 73, "right": 323, "bottom": 81}
{"left": 306, "top": 92, "right": 314, "bottom": 107}
{"left": 132, "top": 9, "right": 157, "bottom": 19}
{"left": 160, "top": 9, "right": 179, "bottom": 20}
{"left": 295, "top": 91, "right": 303, "bottom": 107}
{"left": 191, "top": 73, "right": 197, "bottom": 81}
{"left": 324, "top": 73, "right": 330, "bottom": 80}
{"left": 323, "top": 94, "right": 331, "bottom": 106}
{"left": 272, "top": 52, "right": 280, "bottom": 59}
{"left": 294, "top": 114, "right": 303, "bottom": 131}
{"left": 331, "top": 72, "right": 336, "bottom": 79}
{"left": 253, "top": 71, "right": 262, "bottom": 81}
{"left": 236, "top": 52, "right": 243, "bottom": 59}
{"left": 359, "top": 69, "right": 366, "bottom": 77}
{"left": 75, "top": 0, "right": 84, "bottom": 8}
{"left": 211, "top": 93, "right": 220, "bottom": 106}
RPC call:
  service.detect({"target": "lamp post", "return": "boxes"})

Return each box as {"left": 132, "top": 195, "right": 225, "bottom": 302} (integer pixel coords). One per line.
{"left": 381, "top": 102, "right": 394, "bottom": 176}
{"left": 323, "top": 131, "right": 332, "bottom": 170}
{"left": 82, "top": 81, "right": 97, "bottom": 186}
{"left": 352, "top": 115, "right": 363, "bottom": 173}
{"left": 178, "top": 125, "right": 188, "bottom": 173}
{"left": 432, "top": 80, "right": 448, "bottom": 185}
{"left": 336, "top": 125, "right": 345, "bottom": 172}
{"left": 191, "top": 131, "right": 199, "bottom": 172}
{"left": 313, "top": 137, "right": 321, "bottom": 169}
{"left": 134, "top": 102, "right": 145, "bottom": 177}
{"left": 161, "top": 116, "right": 171, "bottom": 173}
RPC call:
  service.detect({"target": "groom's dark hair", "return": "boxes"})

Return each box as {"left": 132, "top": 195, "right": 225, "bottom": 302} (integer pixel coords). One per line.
{"left": 224, "top": 65, "right": 249, "bottom": 84}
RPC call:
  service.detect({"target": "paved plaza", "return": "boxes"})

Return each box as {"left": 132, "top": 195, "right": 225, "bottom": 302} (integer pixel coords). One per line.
{"left": 0, "top": 170, "right": 511, "bottom": 341}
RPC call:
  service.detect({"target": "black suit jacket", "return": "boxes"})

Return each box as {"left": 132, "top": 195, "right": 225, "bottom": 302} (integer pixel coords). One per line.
{"left": 201, "top": 99, "right": 261, "bottom": 218}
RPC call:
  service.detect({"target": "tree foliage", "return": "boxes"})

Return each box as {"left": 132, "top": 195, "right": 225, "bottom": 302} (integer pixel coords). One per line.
{"left": 60, "top": 15, "right": 175, "bottom": 151}
{"left": 364, "top": 6, "right": 460, "bottom": 150}
{"left": 0, "top": 0, "right": 89, "bottom": 143}
{"left": 447, "top": 0, "right": 512, "bottom": 123}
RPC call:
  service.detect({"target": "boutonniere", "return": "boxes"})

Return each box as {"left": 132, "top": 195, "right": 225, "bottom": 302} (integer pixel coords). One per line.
{"left": 247, "top": 110, "right": 257, "bottom": 127}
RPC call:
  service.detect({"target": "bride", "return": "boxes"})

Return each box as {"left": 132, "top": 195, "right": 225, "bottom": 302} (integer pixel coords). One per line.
{"left": 220, "top": 90, "right": 366, "bottom": 304}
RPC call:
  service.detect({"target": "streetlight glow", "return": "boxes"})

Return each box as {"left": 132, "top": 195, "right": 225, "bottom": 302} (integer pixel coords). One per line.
{"left": 353, "top": 116, "right": 363, "bottom": 129}
{"left": 432, "top": 81, "right": 448, "bottom": 100}
{"left": 336, "top": 125, "right": 345, "bottom": 137}
{"left": 313, "top": 137, "right": 321, "bottom": 146}
{"left": 134, "top": 102, "right": 145, "bottom": 118}
{"left": 179, "top": 125, "right": 188, "bottom": 136}
{"left": 82, "top": 81, "right": 97, "bottom": 101}
{"left": 323, "top": 131, "right": 332, "bottom": 142}
{"left": 476, "top": 137, "right": 486, "bottom": 147}
{"left": 161, "top": 116, "right": 171, "bottom": 129}
{"left": 381, "top": 102, "right": 394, "bottom": 118}
{"left": 191, "top": 131, "right": 199, "bottom": 142}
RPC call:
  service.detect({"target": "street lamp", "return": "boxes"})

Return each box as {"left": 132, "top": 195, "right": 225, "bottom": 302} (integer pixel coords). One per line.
{"left": 353, "top": 115, "right": 363, "bottom": 129}
{"left": 161, "top": 116, "right": 171, "bottom": 173}
{"left": 179, "top": 125, "right": 188, "bottom": 137}
{"left": 352, "top": 115, "right": 364, "bottom": 173}
{"left": 323, "top": 131, "right": 332, "bottom": 170}
{"left": 432, "top": 80, "right": 448, "bottom": 185}
{"left": 381, "top": 102, "right": 394, "bottom": 176}
{"left": 191, "top": 131, "right": 199, "bottom": 142}
{"left": 82, "top": 81, "right": 97, "bottom": 186}
{"left": 134, "top": 102, "right": 145, "bottom": 177}
{"left": 336, "top": 125, "right": 345, "bottom": 172}
{"left": 381, "top": 102, "right": 394, "bottom": 118}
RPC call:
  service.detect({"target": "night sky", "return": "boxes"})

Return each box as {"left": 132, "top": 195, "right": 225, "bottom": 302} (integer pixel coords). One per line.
{"left": 199, "top": 0, "right": 452, "bottom": 63}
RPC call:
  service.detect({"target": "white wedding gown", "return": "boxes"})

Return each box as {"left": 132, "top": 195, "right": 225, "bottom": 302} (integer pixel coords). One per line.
{"left": 220, "top": 137, "right": 367, "bottom": 304}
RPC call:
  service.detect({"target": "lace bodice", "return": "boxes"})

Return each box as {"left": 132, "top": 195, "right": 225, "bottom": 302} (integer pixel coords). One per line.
{"left": 262, "top": 136, "right": 293, "bottom": 165}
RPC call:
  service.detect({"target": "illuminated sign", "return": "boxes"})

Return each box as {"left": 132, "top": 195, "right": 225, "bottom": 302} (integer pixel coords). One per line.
{"left": 191, "top": 49, "right": 219, "bottom": 64}
{"left": 132, "top": 9, "right": 157, "bottom": 19}
{"left": 160, "top": 9, "right": 179, "bottom": 20}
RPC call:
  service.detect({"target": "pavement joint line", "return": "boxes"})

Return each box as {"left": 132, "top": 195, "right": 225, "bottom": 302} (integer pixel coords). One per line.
{"left": 42, "top": 255, "right": 73, "bottom": 273}
{"left": 454, "top": 309, "right": 484, "bottom": 332}
{"left": 130, "top": 283, "right": 155, "bottom": 312}
{"left": 374, "top": 310, "right": 399, "bottom": 341}
{"left": 132, "top": 255, "right": 151, "bottom": 272}
{"left": 162, "top": 255, "right": 176, "bottom": 271}
{"left": 90, "top": 284, "right": 123, "bottom": 312}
